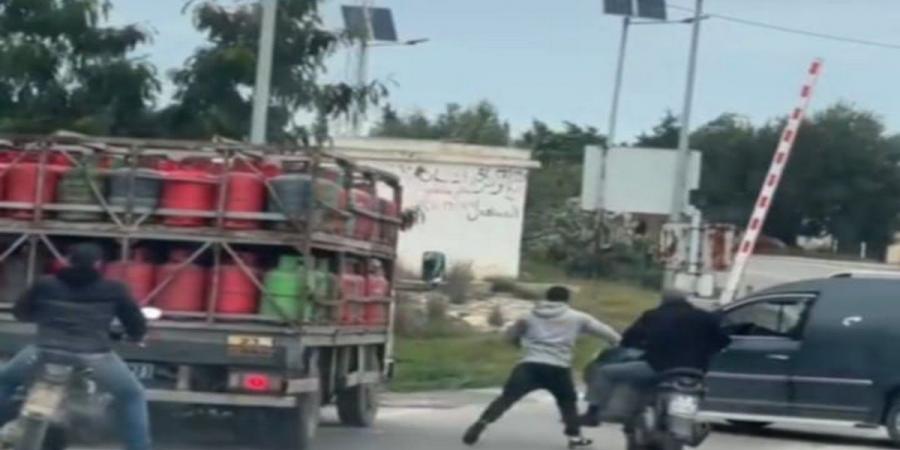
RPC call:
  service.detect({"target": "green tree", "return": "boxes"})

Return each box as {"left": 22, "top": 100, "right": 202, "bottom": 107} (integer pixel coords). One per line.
{"left": 0, "top": 0, "right": 160, "bottom": 135}
{"left": 371, "top": 100, "right": 510, "bottom": 146}
{"left": 694, "top": 104, "right": 900, "bottom": 254}
{"left": 635, "top": 110, "right": 680, "bottom": 148}
{"left": 162, "top": 0, "right": 385, "bottom": 143}
{"left": 518, "top": 121, "right": 605, "bottom": 165}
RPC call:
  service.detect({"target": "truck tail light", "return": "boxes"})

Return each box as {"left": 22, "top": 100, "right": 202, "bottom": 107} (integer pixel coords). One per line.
{"left": 228, "top": 371, "right": 283, "bottom": 393}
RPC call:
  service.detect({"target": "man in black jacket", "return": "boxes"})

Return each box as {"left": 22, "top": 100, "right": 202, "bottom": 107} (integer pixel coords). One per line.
{"left": 581, "top": 290, "right": 731, "bottom": 426}
{"left": 0, "top": 243, "right": 151, "bottom": 450}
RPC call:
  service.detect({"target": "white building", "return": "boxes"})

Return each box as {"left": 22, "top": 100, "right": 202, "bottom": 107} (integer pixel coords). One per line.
{"left": 332, "top": 138, "right": 539, "bottom": 279}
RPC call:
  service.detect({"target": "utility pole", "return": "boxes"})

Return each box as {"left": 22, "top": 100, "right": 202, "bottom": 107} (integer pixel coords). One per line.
{"left": 250, "top": 0, "right": 278, "bottom": 145}
{"left": 351, "top": 0, "right": 375, "bottom": 136}
{"left": 664, "top": 0, "right": 703, "bottom": 290}
{"left": 670, "top": 0, "right": 704, "bottom": 221}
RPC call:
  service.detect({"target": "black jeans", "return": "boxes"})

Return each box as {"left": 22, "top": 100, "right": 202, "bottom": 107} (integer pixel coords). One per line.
{"left": 479, "top": 362, "right": 580, "bottom": 437}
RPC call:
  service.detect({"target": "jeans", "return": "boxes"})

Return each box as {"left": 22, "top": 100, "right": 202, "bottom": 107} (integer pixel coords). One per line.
{"left": 479, "top": 363, "right": 581, "bottom": 437}
{"left": 586, "top": 360, "right": 657, "bottom": 411}
{"left": 0, "top": 346, "right": 151, "bottom": 450}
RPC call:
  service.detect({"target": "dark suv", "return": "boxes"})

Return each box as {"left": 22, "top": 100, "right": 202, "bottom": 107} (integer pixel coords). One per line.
{"left": 702, "top": 276, "right": 900, "bottom": 445}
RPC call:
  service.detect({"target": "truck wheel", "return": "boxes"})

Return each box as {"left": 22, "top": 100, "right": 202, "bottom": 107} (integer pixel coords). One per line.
{"left": 236, "top": 395, "right": 321, "bottom": 450}
{"left": 272, "top": 393, "right": 321, "bottom": 450}
{"left": 336, "top": 384, "right": 379, "bottom": 427}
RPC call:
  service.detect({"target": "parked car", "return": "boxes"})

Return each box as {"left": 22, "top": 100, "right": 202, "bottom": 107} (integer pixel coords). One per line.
{"left": 702, "top": 276, "right": 900, "bottom": 445}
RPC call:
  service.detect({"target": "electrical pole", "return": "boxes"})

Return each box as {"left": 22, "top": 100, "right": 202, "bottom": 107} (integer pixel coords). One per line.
{"left": 351, "top": 0, "right": 375, "bottom": 136}
{"left": 664, "top": 0, "right": 704, "bottom": 290}
{"left": 670, "top": 0, "right": 704, "bottom": 221}
{"left": 250, "top": 0, "right": 278, "bottom": 145}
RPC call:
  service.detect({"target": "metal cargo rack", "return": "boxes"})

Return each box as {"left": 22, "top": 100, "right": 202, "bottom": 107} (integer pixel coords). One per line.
{"left": 0, "top": 134, "right": 403, "bottom": 332}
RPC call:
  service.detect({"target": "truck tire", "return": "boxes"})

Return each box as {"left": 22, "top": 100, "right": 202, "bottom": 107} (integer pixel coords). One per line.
{"left": 272, "top": 392, "right": 321, "bottom": 450}
{"left": 236, "top": 395, "right": 321, "bottom": 450}
{"left": 336, "top": 384, "right": 379, "bottom": 427}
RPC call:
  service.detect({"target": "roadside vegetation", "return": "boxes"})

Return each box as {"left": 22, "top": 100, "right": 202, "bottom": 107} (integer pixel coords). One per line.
{"left": 390, "top": 260, "right": 659, "bottom": 392}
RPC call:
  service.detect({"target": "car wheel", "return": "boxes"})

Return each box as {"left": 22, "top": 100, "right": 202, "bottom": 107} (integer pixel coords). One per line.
{"left": 886, "top": 400, "right": 900, "bottom": 446}
{"left": 727, "top": 420, "right": 772, "bottom": 432}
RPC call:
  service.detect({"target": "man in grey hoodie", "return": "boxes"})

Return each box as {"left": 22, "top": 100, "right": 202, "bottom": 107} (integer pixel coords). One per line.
{"left": 463, "top": 286, "right": 621, "bottom": 448}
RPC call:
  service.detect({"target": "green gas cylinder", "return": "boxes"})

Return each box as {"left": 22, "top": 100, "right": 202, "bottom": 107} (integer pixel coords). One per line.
{"left": 57, "top": 160, "right": 104, "bottom": 222}
{"left": 260, "top": 255, "right": 308, "bottom": 321}
{"left": 309, "top": 258, "right": 336, "bottom": 322}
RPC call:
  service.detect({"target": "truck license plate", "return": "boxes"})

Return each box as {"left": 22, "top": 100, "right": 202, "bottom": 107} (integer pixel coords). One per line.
{"left": 128, "top": 363, "right": 155, "bottom": 380}
{"left": 668, "top": 394, "right": 699, "bottom": 417}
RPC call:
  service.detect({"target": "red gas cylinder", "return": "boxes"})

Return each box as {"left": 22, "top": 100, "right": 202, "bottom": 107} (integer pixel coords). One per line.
{"left": 379, "top": 198, "right": 400, "bottom": 244}
{"left": 155, "top": 249, "right": 207, "bottom": 312}
{"left": 0, "top": 152, "right": 13, "bottom": 201}
{"left": 47, "top": 256, "right": 67, "bottom": 274}
{"left": 364, "top": 260, "right": 390, "bottom": 325}
{"left": 349, "top": 187, "right": 376, "bottom": 241}
{"left": 339, "top": 262, "right": 365, "bottom": 325}
{"left": 215, "top": 253, "right": 260, "bottom": 314}
{"left": 160, "top": 159, "right": 216, "bottom": 227}
{"left": 223, "top": 162, "right": 275, "bottom": 230}
{"left": 5, "top": 153, "right": 69, "bottom": 220}
{"left": 105, "top": 249, "right": 156, "bottom": 305}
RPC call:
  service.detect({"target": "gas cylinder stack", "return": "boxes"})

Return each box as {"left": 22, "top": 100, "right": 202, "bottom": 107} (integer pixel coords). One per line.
{"left": 0, "top": 135, "right": 401, "bottom": 329}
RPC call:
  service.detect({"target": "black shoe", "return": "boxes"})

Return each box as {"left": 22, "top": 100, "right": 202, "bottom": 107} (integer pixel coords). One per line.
{"left": 568, "top": 436, "right": 594, "bottom": 449}
{"left": 463, "top": 421, "right": 487, "bottom": 446}
{"left": 579, "top": 412, "right": 601, "bottom": 427}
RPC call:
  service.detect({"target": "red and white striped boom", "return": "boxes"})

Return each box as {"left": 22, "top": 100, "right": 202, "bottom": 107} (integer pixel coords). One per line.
{"left": 719, "top": 59, "right": 824, "bottom": 305}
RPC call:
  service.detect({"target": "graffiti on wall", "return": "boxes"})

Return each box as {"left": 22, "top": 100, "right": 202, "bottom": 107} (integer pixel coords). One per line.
{"left": 379, "top": 163, "right": 528, "bottom": 222}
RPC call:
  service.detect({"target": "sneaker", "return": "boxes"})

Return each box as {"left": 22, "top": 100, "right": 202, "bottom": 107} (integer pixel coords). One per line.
{"left": 463, "top": 421, "right": 487, "bottom": 446}
{"left": 568, "top": 437, "right": 594, "bottom": 449}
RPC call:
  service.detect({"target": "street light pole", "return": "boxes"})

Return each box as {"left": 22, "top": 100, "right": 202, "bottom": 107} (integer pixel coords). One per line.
{"left": 250, "top": 0, "right": 278, "bottom": 145}
{"left": 596, "top": 16, "right": 630, "bottom": 214}
{"left": 670, "top": 0, "right": 704, "bottom": 221}
{"left": 607, "top": 16, "right": 631, "bottom": 149}
{"left": 351, "top": 0, "right": 375, "bottom": 136}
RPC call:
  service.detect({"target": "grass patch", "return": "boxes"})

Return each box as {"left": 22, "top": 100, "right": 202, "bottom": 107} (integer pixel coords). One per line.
{"left": 391, "top": 276, "right": 660, "bottom": 392}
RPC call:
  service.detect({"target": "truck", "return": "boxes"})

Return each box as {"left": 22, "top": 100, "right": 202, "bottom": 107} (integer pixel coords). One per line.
{"left": 0, "top": 134, "right": 403, "bottom": 449}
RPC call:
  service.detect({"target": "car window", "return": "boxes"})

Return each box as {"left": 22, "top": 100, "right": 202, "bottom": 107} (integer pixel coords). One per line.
{"left": 722, "top": 297, "right": 812, "bottom": 339}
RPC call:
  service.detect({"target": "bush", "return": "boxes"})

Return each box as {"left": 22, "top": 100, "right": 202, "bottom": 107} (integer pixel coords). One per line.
{"left": 441, "top": 263, "right": 475, "bottom": 304}
{"left": 487, "top": 303, "right": 506, "bottom": 328}
{"left": 425, "top": 294, "right": 448, "bottom": 322}
{"left": 394, "top": 296, "right": 426, "bottom": 338}
{"left": 486, "top": 277, "right": 542, "bottom": 300}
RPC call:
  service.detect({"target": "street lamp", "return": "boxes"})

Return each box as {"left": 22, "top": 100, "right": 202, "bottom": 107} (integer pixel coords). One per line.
{"left": 342, "top": 3, "right": 427, "bottom": 136}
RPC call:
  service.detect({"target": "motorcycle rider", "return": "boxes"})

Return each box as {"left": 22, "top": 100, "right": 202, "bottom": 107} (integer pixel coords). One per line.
{"left": 0, "top": 243, "right": 151, "bottom": 450}
{"left": 463, "top": 286, "right": 621, "bottom": 448}
{"left": 581, "top": 290, "right": 730, "bottom": 426}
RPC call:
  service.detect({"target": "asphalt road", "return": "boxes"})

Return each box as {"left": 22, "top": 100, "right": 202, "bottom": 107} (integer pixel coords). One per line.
{"left": 74, "top": 390, "right": 892, "bottom": 450}
{"left": 721, "top": 255, "right": 900, "bottom": 295}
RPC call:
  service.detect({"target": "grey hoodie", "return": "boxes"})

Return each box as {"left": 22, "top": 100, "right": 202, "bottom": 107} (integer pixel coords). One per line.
{"left": 506, "top": 301, "right": 621, "bottom": 368}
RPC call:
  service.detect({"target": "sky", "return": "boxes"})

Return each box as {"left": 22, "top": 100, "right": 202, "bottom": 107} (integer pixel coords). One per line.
{"left": 110, "top": 0, "right": 900, "bottom": 141}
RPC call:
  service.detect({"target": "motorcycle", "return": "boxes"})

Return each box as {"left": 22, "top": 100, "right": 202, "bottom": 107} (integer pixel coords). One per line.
{"left": 0, "top": 307, "right": 163, "bottom": 450}
{"left": 586, "top": 348, "right": 711, "bottom": 450}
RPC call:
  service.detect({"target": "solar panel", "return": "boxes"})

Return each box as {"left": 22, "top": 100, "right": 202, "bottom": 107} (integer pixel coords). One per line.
{"left": 341, "top": 5, "right": 398, "bottom": 42}
{"left": 637, "top": 0, "right": 668, "bottom": 20}
{"left": 603, "top": 0, "right": 634, "bottom": 16}
{"left": 369, "top": 8, "right": 398, "bottom": 42}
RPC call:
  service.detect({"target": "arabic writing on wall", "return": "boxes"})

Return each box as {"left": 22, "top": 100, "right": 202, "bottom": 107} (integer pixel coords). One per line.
{"left": 382, "top": 163, "right": 528, "bottom": 222}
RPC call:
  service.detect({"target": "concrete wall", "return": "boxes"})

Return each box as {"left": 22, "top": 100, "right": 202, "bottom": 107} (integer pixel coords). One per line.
{"left": 332, "top": 138, "right": 537, "bottom": 279}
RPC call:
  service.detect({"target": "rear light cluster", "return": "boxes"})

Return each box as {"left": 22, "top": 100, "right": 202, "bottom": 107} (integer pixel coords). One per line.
{"left": 227, "top": 371, "right": 284, "bottom": 393}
